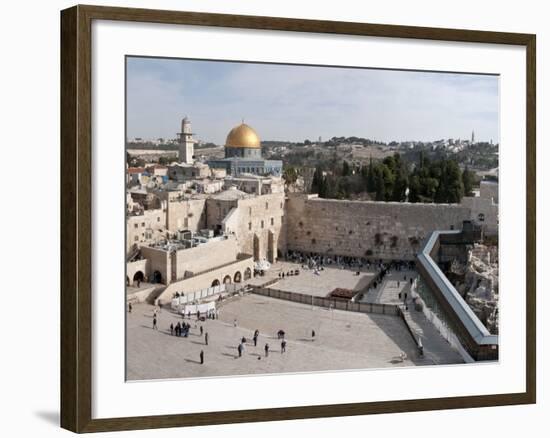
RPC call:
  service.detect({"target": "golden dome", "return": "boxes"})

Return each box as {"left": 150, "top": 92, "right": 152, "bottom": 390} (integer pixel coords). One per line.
{"left": 225, "top": 123, "right": 261, "bottom": 149}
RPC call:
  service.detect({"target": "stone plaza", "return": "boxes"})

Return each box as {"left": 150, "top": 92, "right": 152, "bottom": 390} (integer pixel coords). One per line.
{"left": 126, "top": 261, "right": 463, "bottom": 380}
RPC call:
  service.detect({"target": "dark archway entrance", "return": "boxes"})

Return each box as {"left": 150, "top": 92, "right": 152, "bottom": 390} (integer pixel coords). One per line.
{"left": 211, "top": 279, "right": 220, "bottom": 287}
{"left": 133, "top": 271, "right": 144, "bottom": 284}
{"left": 223, "top": 275, "right": 232, "bottom": 284}
{"left": 268, "top": 231, "right": 275, "bottom": 263}
{"left": 253, "top": 234, "right": 260, "bottom": 261}
{"left": 153, "top": 270, "right": 162, "bottom": 284}
{"left": 234, "top": 271, "right": 242, "bottom": 283}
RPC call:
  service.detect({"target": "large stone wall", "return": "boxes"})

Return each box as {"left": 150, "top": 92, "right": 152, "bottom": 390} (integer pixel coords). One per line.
{"left": 480, "top": 181, "right": 499, "bottom": 204}
{"left": 215, "top": 192, "right": 286, "bottom": 262}
{"left": 155, "top": 256, "right": 254, "bottom": 304}
{"left": 172, "top": 236, "right": 240, "bottom": 280}
{"left": 460, "top": 196, "right": 498, "bottom": 235}
{"left": 126, "top": 209, "right": 166, "bottom": 252}
{"left": 140, "top": 246, "right": 170, "bottom": 284}
{"left": 165, "top": 197, "right": 206, "bottom": 233}
{"left": 284, "top": 194, "right": 472, "bottom": 260}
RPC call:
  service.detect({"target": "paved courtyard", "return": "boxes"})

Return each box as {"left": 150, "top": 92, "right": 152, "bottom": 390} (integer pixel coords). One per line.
{"left": 126, "top": 293, "right": 447, "bottom": 381}
{"left": 248, "top": 261, "right": 376, "bottom": 297}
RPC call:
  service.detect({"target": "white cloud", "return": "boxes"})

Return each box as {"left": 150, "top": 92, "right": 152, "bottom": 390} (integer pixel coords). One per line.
{"left": 126, "top": 59, "right": 499, "bottom": 144}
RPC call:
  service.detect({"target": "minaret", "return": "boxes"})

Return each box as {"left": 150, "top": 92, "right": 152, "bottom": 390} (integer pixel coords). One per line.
{"left": 177, "top": 116, "right": 195, "bottom": 164}
{"left": 471, "top": 130, "right": 475, "bottom": 144}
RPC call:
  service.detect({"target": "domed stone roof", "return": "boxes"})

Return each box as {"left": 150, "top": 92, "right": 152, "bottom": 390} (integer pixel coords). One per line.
{"left": 225, "top": 123, "right": 261, "bottom": 149}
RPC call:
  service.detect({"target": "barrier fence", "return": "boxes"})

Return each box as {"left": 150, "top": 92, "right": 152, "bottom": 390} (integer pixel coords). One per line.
{"left": 170, "top": 283, "right": 238, "bottom": 308}
{"left": 251, "top": 286, "right": 400, "bottom": 316}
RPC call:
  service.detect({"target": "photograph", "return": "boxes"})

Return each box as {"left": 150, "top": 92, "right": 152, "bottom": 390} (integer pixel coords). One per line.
{"left": 125, "top": 57, "right": 500, "bottom": 381}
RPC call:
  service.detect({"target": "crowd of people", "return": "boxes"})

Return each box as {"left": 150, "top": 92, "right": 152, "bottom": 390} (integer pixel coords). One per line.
{"left": 284, "top": 250, "right": 416, "bottom": 273}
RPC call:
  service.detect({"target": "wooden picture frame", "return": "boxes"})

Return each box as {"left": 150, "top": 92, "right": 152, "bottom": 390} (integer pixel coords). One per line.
{"left": 60, "top": 4, "right": 536, "bottom": 433}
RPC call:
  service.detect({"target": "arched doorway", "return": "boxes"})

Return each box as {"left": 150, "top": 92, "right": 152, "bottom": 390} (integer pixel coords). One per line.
{"left": 244, "top": 267, "right": 252, "bottom": 280}
{"left": 153, "top": 270, "right": 162, "bottom": 284}
{"left": 268, "top": 231, "right": 275, "bottom": 263}
{"left": 234, "top": 271, "right": 242, "bottom": 283}
{"left": 223, "top": 275, "right": 232, "bottom": 284}
{"left": 211, "top": 279, "right": 220, "bottom": 287}
{"left": 253, "top": 234, "right": 260, "bottom": 261}
{"left": 133, "top": 271, "right": 144, "bottom": 284}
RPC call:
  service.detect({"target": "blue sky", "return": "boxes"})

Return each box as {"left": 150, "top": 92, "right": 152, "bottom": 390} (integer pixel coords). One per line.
{"left": 126, "top": 57, "right": 499, "bottom": 144}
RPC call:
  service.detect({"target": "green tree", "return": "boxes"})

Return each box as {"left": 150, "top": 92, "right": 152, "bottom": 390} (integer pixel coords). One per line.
{"left": 342, "top": 160, "right": 351, "bottom": 176}
{"left": 435, "top": 160, "right": 464, "bottom": 203}
{"left": 366, "top": 157, "right": 376, "bottom": 192}
{"left": 311, "top": 166, "right": 323, "bottom": 194}
{"left": 462, "top": 166, "right": 475, "bottom": 197}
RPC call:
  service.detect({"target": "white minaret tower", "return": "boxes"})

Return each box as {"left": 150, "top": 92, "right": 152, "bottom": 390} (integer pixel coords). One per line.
{"left": 177, "top": 116, "right": 195, "bottom": 164}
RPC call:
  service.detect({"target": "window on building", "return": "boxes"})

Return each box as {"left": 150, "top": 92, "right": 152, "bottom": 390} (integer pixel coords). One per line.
{"left": 265, "top": 202, "right": 269, "bottom": 210}
{"left": 134, "top": 236, "right": 138, "bottom": 241}
{"left": 261, "top": 220, "right": 264, "bottom": 229}
{"left": 157, "top": 217, "right": 160, "bottom": 222}
{"left": 271, "top": 217, "right": 274, "bottom": 226}
{"left": 280, "top": 202, "right": 283, "bottom": 209}
{"left": 141, "top": 222, "right": 145, "bottom": 227}
{"left": 248, "top": 222, "right": 252, "bottom": 230}
{"left": 134, "top": 223, "right": 138, "bottom": 229}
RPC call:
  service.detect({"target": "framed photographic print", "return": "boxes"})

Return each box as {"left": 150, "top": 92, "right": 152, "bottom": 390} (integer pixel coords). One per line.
{"left": 60, "top": 4, "right": 536, "bottom": 433}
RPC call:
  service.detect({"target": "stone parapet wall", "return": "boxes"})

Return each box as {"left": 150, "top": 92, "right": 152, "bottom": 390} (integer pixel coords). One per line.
{"left": 173, "top": 236, "right": 239, "bottom": 280}
{"left": 155, "top": 257, "right": 254, "bottom": 304}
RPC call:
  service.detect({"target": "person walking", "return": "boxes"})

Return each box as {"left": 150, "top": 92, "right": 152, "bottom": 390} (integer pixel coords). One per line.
{"left": 264, "top": 343, "right": 269, "bottom": 357}
{"left": 281, "top": 340, "right": 286, "bottom": 353}
{"left": 170, "top": 323, "right": 174, "bottom": 336}
{"left": 128, "top": 303, "right": 132, "bottom": 313}
{"left": 200, "top": 325, "right": 203, "bottom": 336}
{"left": 253, "top": 333, "right": 258, "bottom": 347}
{"left": 237, "top": 343, "right": 243, "bottom": 358}
{"left": 200, "top": 350, "right": 204, "bottom": 365}
{"left": 152, "top": 317, "right": 157, "bottom": 330}
{"left": 311, "top": 329, "right": 316, "bottom": 341}
{"left": 205, "top": 332, "right": 209, "bottom": 346}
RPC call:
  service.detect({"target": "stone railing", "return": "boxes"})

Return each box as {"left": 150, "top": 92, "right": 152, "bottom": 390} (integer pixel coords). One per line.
{"left": 416, "top": 229, "right": 498, "bottom": 361}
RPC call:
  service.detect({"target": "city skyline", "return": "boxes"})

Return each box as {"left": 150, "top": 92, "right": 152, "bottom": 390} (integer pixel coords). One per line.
{"left": 126, "top": 57, "right": 499, "bottom": 145}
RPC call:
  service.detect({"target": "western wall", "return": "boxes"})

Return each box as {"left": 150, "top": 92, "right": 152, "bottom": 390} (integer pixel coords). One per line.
{"left": 283, "top": 194, "right": 473, "bottom": 260}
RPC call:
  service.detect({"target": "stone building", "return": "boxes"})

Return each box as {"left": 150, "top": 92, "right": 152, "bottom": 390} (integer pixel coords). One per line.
{"left": 177, "top": 116, "right": 195, "bottom": 164}
{"left": 126, "top": 118, "right": 498, "bottom": 305}
{"left": 208, "top": 122, "right": 283, "bottom": 176}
